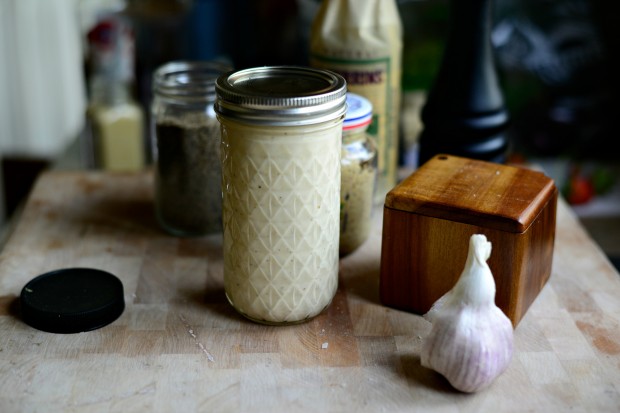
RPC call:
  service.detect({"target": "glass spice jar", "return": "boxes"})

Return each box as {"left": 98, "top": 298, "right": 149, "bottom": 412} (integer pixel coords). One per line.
{"left": 151, "top": 60, "right": 232, "bottom": 236}
{"left": 215, "top": 66, "right": 347, "bottom": 325}
{"left": 340, "top": 93, "right": 377, "bottom": 256}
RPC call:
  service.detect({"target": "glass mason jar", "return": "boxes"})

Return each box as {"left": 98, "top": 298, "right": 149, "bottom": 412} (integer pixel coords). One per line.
{"left": 340, "top": 93, "right": 377, "bottom": 256}
{"left": 151, "top": 61, "right": 232, "bottom": 236}
{"left": 215, "top": 66, "right": 347, "bottom": 325}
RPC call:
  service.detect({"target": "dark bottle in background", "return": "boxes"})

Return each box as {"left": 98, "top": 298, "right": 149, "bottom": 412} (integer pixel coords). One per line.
{"left": 417, "top": 0, "right": 510, "bottom": 166}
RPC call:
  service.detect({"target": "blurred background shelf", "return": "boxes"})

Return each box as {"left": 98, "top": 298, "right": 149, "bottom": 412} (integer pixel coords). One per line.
{"left": 1, "top": 0, "right": 618, "bottom": 269}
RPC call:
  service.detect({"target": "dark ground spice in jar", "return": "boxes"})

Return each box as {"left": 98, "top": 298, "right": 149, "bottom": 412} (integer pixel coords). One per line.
{"left": 154, "top": 112, "right": 222, "bottom": 236}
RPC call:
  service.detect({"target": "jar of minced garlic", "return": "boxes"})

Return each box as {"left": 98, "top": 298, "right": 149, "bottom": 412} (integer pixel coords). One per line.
{"left": 340, "top": 93, "right": 377, "bottom": 256}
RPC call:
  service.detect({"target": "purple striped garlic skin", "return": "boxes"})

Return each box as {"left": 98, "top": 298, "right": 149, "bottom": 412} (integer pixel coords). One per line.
{"left": 420, "top": 234, "right": 514, "bottom": 393}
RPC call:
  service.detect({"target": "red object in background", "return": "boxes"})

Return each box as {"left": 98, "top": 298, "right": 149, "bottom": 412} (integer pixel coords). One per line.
{"left": 566, "top": 171, "right": 595, "bottom": 205}
{"left": 87, "top": 20, "right": 116, "bottom": 49}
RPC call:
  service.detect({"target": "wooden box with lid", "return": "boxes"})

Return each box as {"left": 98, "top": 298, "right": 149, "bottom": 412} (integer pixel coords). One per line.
{"left": 379, "top": 154, "right": 558, "bottom": 326}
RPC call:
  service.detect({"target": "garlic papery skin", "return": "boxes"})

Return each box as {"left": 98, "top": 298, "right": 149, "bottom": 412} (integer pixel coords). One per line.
{"left": 420, "top": 234, "right": 514, "bottom": 393}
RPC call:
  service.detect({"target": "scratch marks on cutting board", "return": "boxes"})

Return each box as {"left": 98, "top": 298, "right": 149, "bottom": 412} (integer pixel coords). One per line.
{"left": 178, "top": 314, "right": 215, "bottom": 362}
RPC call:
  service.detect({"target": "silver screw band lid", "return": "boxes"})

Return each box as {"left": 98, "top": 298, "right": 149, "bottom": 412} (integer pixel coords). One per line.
{"left": 215, "top": 66, "right": 347, "bottom": 126}
{"left": 153, "top": 60, "right": 232, "bottom": 102}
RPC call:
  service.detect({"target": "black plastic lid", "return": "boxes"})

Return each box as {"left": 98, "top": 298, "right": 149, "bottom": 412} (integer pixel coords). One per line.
{"left": 20, "top": 268, "right": 125, "bottom": 334}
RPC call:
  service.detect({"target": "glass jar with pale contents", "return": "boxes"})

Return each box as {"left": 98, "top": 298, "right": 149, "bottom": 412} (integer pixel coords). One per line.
{"left": 151, "top": 61, "right": 232, "bottom": 237}
{"left": 340, "top": 93, "right": 377, "bottom": 256}
{"left": 215, "top": 66, "right": 347, "bottom": 325}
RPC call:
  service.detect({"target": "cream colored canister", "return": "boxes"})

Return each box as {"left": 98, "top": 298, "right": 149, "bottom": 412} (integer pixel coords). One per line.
{"left": 215, "top": 66, "right": 347, "bottom": 325}
{"left": 310, "top": 0, "right": 403, "bottom": 203}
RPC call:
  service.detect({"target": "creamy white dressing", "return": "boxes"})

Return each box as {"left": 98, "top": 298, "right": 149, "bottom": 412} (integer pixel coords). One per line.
{"left": 219, "top": 118, "right": 342, "bottom": 324}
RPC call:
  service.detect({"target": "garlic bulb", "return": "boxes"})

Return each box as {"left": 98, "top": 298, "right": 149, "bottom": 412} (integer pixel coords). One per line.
{"left": 420, "top": 234, "right": 514, "bottom": 393}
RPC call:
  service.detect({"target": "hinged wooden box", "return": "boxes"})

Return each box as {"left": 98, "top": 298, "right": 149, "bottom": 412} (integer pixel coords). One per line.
{"left": 380, "top": 154, "right": 558, "bottom": 326}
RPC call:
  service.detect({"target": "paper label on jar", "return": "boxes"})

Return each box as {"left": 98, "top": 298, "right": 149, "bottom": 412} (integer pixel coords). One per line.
{"left": 309, "top": 0, "right": 402, "bottom": 201}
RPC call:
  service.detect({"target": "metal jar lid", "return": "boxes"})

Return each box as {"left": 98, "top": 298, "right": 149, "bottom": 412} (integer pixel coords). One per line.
{"left": 153, "top": 60, "right": 233, "bottom": 103}
{"left": 214, "top": 66, "right": 347, "bottom": 126}
{"left": 20, "top": 268, "right": 125, "bottom": 334}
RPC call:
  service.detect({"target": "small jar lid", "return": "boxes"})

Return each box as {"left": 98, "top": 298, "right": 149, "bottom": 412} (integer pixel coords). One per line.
{"left": 344, "top": 93, "right": 373, "bottom": 132}
{"left": 20, "top": 268, "right": 125, "bottom": 334}
{"left": 214, "top": 66, "right": 347, "bottom": 126}
{"left": 153, "top": 60, "right": 233, "bottom": 103}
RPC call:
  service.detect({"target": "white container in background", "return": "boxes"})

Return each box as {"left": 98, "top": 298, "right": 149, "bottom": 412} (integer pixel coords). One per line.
{"left": 0, "top": 0, "right": 86, "bottom": 158}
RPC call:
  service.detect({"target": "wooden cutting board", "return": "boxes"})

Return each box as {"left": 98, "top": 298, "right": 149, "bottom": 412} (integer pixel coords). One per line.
{"left": 0, "top": 170, "right": 619, "bottom": 412}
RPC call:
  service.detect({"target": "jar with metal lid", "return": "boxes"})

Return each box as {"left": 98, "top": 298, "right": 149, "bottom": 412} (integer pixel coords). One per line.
{"left": 215, "top": 66, "right": 347, "bottom": 325}
{"left": 340, "top": 93, "right": 377, "bottom": 256}
{"left": 151, "top": 60, "right": 232, "bottom": 236}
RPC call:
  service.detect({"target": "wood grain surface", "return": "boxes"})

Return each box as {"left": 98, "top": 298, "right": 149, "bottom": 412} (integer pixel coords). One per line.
{"left": 385, "top": 155, "right": 557, "bottom": 233}
{"left": 380, "top": 155, "right": 558, "bottom": 326}
{"left": 0, "top": 170, "right": 619, "bottom": 412}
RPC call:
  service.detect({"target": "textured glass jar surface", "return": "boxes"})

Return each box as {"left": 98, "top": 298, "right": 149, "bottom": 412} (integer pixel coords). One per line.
{"left": 151, "top": 61, "right": 230, "bottom": 237}
{"left": 219, "top": 117, "right": 342, "bottom": 324}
